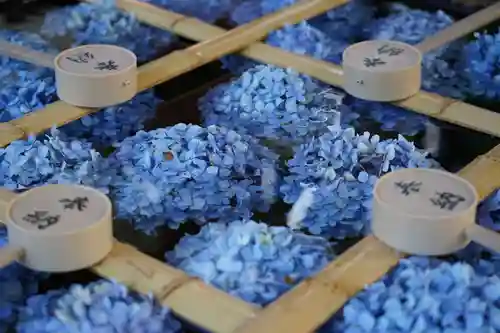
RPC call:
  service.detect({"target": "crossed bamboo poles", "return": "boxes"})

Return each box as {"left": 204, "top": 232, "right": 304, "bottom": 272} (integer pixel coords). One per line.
{"left": 0, "top": 1, "right": 500, "bottom": 332}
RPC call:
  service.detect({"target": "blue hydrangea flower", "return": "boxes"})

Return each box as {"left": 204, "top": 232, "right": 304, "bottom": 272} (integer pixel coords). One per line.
{"left": 200, "top": 65, "right": 344, "bottom": 151}
{"left": 0, "top": 30, "right": 57, "bottom": 122}
{"left": 143, "top": 0, "right": 242, "bottom": 23}
{"left": 266, "top": 22, "right": 348, "bottom": 64}
{"left": 366, "top": 3, "right": 454, "bottom": 44}
{"left": 17, "top": 280, "right": 182, "bottom": 333}
{"left": 346, "top": 98, "right": 428, "bottom": 137}
{"left": 477, "top": 188, "right": 500, "bottom": 232}
{"left": 462, "top": 30, "right": 500, "bottom": 100}
{"left": 281, "top": 127, "right": 438, "bottom": 238}
{"left": 230, "top": 0, "right": 263, "bottom": 25}
{"left": 321, "top": 256, "right": 500, "bottom": 333}
{"left": 40, "top": 0, "right": 175, "bottom": 63}
{"left": 366, "top": 3, "right": 468, "bottom": 98}
{"left": 166, "top": 219, "right": 334, "bottom": 305}
{"left": 60, "top": 90, "right": 163, "bottom": 147}
{"left": 313, "top": 0, "right": 375, "bottom": 42}
{"left": 109, "top": 124, "right": 279, "bottom": 233}
{"left": 0, "top": 227, "right": 45, "bottom": 332}
{"left": 0, "top": 129, "right": 115, "bottom": 193}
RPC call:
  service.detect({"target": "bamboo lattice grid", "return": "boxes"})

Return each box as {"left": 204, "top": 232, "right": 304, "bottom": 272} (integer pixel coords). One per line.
{"left": 1, "top": 1, "right": 500, "bottom": 332}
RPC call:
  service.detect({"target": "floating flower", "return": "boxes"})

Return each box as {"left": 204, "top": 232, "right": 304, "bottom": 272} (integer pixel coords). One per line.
{"left": 0, "top": 30, "right": 57, "bottom": 122}
{"left": 366, "top": 3, "right": 454, "bottom": 44}
{"left": 321, "top": 256, "right": 500, "bottom": 333}
{"left": 462, "top": 30, "right": 500, "bottom": 100}
{"left": 280, "top": 127, "right": 437, "bottom": 238}
{"left": 200, "top": 65, "right": 344, "bottom": 151}
{"left": 109, "top": 124, "right": 279, "bottom": 233}
{"left": 40, "top": 0, "right": 175, "bottom": 62}
{"left": 266, "top": 22, "right": 347, "bottom": 64}
{"left": 367, "top": 3, "right": 467, "bottom": 98}
{"left": 313, "top": 0, "right": 375, "bottom": 42}
{"left": 60, "top": 90, "right": 163, "bottom": 147}
{"left": 17, "top": 280, "right": 182, "bottom": 333}
{"left": 166, "top": 219, "right": 334, "bottom": 305}
{"left": 346, "top": 97, "right": 428, "bottom": 137}
{"left": 0, "top": 129, "right": 114, "bottom": 193}
{"left": 0, "top": 227, "right": 45, "bottom": 332}
{"left": 144, "top": 0, "right": 242, "bottom": 23}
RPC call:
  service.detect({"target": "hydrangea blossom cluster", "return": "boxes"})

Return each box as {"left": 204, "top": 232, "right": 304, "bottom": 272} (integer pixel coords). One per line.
{"left": 166, "top": 220, "right": 334, "bottom": 305}
{"left": 109, "top": 124, "right": 279, "bottom": 233}
{"left": 0, "top": 30, "right": 57, "bottom": 122}
{"left": 225, "top": 0, "right": 371, "bottom": 73}
{"left": 143, "top": 0, "right": 242, "bottom": 23}
{"left": 462, "top": 30, "right": 500, "bottom": 100}
{"left": 0, "top": 29, "right": 162, "bottom": 146}
{"left": 366, "top": 3, "right": 468, "bottom": 98}
{"left": 40, "top": 0, "right": 175, "bottom": 62}
{"left": 346, "top": 98, "right": 428, "bottom": 137}
{"left": 200, "top": 65, "right": 343, "bottom": 151}
{"left": 0, "top": 228, "right": 45, "bottom": 332}
{"left": 312, "top": 0, "right": 375, "bottom": 42}
{"left": 17, "top": 280, "right": 182, "bottom": 333}
{"left": 60, "top": 90, "right": 162, "bottom": 147}
{"left": 366, "top": 3, "right": 454, "bottom": 44}
{"left": 281, "top": 127, "right": 437, "bottom": 238}
{"left": 230, "top": 0, "right": 374, "bottom": 42}
{"left": 322, "top": 256, "right": 500, "bottom": 333}
{"left": 0, "top": 129, "right": 114, "bottom": 193}
{"left": 266, "top": 22, "right": 348, "bottom": 64}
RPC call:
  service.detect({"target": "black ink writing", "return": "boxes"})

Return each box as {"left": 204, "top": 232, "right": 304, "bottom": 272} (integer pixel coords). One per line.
{"left": 430, "top": 192, "right": 465, "bottom": 211}
{"left": 377, "top": 44, "right": 404, "bottom": 56}
{"left": 94, "top": 60, "right": 119, "bottom": 71}
{"left": 394, "top": 181, "right": 422, "bottom": 196}
{"left": 59, "top": 197, "right": 89, "bottom": 211}
{"left": 23, "top": 211, "right": 60, "bottom": 230}
{"left": 364, "top": 57, "right": 386, "bottom": 68}
{"left": 66, "top": 52, "right": 94, "bottom": 64}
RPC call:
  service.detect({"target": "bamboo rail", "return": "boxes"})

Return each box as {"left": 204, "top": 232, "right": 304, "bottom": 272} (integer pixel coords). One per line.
{"left": 0, "top": 0, "right": 348, "bottom": 147}
{"left": 232, "top": 144, "right": 500, "bottom": 333}
{"left": 0, "top": 2, "right": 500, "bottom": 333}
{"left": 105, "top": 0, "right": 500, "bottom": 137}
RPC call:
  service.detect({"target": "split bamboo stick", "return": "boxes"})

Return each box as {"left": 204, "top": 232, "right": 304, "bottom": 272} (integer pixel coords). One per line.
{"left": 0, "top": 219, "right": 258, "bottom": 333}
{"left": 92, "top": 241, "right": 259, "bottom": 333}
{"left": 415, "top": 1, "right": 500, "bottom": 53}
{"left": 0, "top": 0, "right": 349, "bottom": 147}
{"left": 107, "top": 0, "right": 500, "bottom": 137}
{"left": 0, "top": 40, "right": 55, "bottom": 68}
{"left": 232, "top": 144, "right": 500, "bottom": 333}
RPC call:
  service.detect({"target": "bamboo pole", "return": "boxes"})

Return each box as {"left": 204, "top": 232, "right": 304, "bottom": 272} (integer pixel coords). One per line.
{"left": 232, "top": 144, "right": 500, "bottom": 333}
{"left": 415, "top": 1, "right": 500, "bottom": 53}
{"left": 0, "top": 216, "right": 258, "bottom": 333}
{"left": 93, "top": 241, "right": 259, "bottom": 333}
{"left": 0, "top": 40, "right": 56, "bottom": 68}
{"left": 0, "top": 0, "right": 349, "bottom": 147}
{"left": 105, "top": 0, "right": 500, "bottom": 138}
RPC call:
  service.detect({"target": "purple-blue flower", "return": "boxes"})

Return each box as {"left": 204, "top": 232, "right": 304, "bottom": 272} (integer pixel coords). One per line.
{"left": 321, "top": 256, "right": 500, "bottom": 332}
{"left": 17, "top": 280, "right": 182, "bottom": 333}
{"left": 0, "top": 30, "right": 57, "bottom": 122}
{"left": 142, "top": 0, "right": 242, "bottom": 23}
{"left": 40, "top": 0, "right": 175, "bottom": 63}
{"left": 0, "top": 129, "right": 115, "bottom": 193}
{"left": 166, "top": 219, "right": 334, "bottom": 305}
{"left": 281, "top": 126, "right": 438, "bottom": 238}
{"left": 109, "top": 124, "right": 279, "bottom": 233}
{"left": 60, "top": 90, "right": 163, "bottom": 147}
{"left": 462, "top": 30, "right": 500, "bottom": 100}
{"left": 200, "top": 65, "right": 346, "bottom": 152}
{"left": 0, "top": 227, "right": 45, "bottom": 332}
